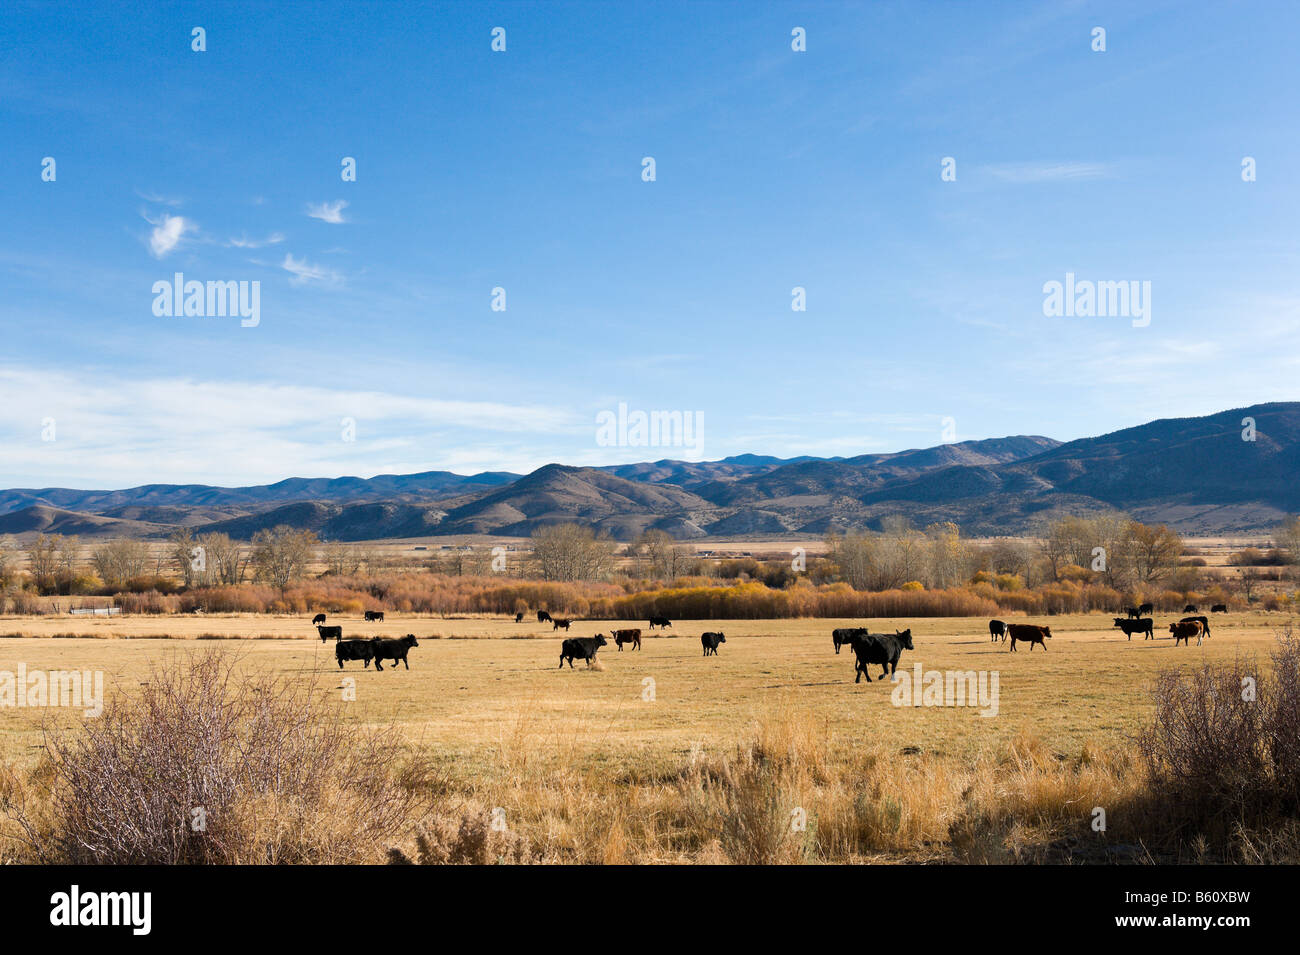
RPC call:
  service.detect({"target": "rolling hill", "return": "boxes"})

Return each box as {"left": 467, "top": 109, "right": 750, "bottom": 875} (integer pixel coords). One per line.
{"left": 0, "top": 403, "right": 1295, "bottom": 539}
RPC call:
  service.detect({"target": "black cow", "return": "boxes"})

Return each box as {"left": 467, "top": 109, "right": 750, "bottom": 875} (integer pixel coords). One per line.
{"left": 364, "top": 610, "right": 385, "bottom": 622}
{"left": 515, "top": 612, "right": 525, "bottom": 623}
{"left": 559, "top": 635, "right": 607, "bottom": 668}
{"left": 316, "top": 624, "right": 343, "bottom": 642}
{"left": 833, "top": 627, "right": 867, "bottom": 654}
{"left": 1170, "top": 620, "right": 1203, "bottom": 646}
{"left": 850, "top": 630, "right": 913, "bottom": 683}
{"left": 1007, "top": 624, "right": 1051, "bottom": 652}
{"left": 1138, "top": 602, "right": 1154, "bottom": 617}
{"left": 552, "top": 618, "right": 572, "bottom": 631}
{"left": 1113, "top": 617, "right": 1153, "bottom": 640}
{"left": 701, "top": 632, "right": 726, "bottom": 656}
{"left": 649, "top": 616, "right": 672, "bottom": 630}
{"left": 537, "top": 610, "right": 553, "bottom": 624}
{"left": 311, "top": 613, "right": 326, "bottom": 625}
{"left": 1123, "top": 606, "right": 1141, "bottom": 619}
{"left": 612, "top": 628, "right": 642, "bottom": 651}
{"left": 335, "top": 638, "right": 376, "bottom": 669}
{"left": 1183, "top": 604, "right": 1197, "bottom": 613}
{"left": 989, "top": 619, "right": 1007, "bottom": 642}
{"left": 1180, "top": 615, "right": 1211, "bottom": 639}
{"left": 373, "top": 634, "right": 419, "bottom": 671}
{"left": 1211, "top": 604, "right": 1227, "bottom": 613}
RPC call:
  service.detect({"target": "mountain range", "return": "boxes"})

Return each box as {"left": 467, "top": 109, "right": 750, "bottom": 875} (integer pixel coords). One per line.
{"left": 1, "top": 403, "right": 1296, "bottom": 540}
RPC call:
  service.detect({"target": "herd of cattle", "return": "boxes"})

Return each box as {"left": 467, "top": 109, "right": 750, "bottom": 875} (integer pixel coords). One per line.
{"left": 306, "top": 602, "right": 1232, "bottom": 682}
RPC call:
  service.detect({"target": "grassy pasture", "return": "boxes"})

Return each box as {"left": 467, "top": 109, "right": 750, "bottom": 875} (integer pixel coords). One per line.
{"left": 1, "top": 611, "right": 1290, "bottom": 862}
{"left": 0, "top": 611, "right": 1283, "bottom": 765}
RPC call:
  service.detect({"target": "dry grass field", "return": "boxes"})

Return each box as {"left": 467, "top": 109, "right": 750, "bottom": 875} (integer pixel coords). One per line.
{"left": 3, "top": 610, "right": 1294, "bottom": 863}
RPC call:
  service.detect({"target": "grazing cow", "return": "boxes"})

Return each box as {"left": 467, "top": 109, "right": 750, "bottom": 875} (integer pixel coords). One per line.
{"left": 850, "top": 630, "right": 913, "bottom": 683}
{"left": 1113, "top": 617, "right": 1154, "bottom": 640}
{"left": 311, "top": 613, "right": 326, "bottom": 625}
{"left": 1183, "top": 604, "right": 1197, "bottom": 614}
{"left": 372, "top": 634, "right": 419, "bottom": 671}
{"left": 612, "top": 628, "right": 642, "bottom": 651}
{"left": 1170, "top": 620, "right": 1204, "bottom": 647}
{"left": 537, "top": 610, "right": 553, "bottom": 624}
{"left": 1180, "top": 615, "right": 1212, "bottom": 639}
{"left": 701, "top": 632, "right": 726, "bottom": 656}
{"left": 515, "top": 612, "right": 525, "bottom": 623}
{"left": 559, "top": 635, "right": 607, "bottom": 668}
{"left": 316, "top": 624, "right": 343, "bottom": 643}
{"left": 335, "top": 638, "right": 376, "bottom": 669}
{"left": 833, "top": 627, "right": 867, "bottom": 654}
{"left": 364, "top": 610, "right": 385, "bottom": 623}
{"left": 1138, "top": 602, "right": 1154, "bottom": 617}
{"left": 648, "top": 616, "right": 672, "bottom": 630}
{"left": 1123, "top": 607, "right": 1141, "bottom": 619}
{"left": 1211, "top": 604, "right": 1228, "bottom": 613}
{"left": 1007, "top": 624, "right": 1051, "bottom": 652}
{"left": 552, "top": 618, "right": 572, "bottom": 631}
{"left": 989, "top": 619, "right": 1007, "bottom": 642}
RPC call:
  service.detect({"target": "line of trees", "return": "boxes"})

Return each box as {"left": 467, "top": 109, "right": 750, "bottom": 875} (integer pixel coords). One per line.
{"left": 3, "top": 510, "right": 1300, "bottom": 607}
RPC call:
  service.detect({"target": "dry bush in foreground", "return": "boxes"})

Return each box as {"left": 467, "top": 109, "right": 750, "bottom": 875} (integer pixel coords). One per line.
{"left": 1137, "top": 627, "right": 1300, "bottom": 857}
{"left": 2, "top": 651, "right": 434, "bottom": 864}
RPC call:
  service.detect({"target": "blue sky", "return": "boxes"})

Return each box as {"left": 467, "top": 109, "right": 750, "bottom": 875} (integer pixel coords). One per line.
{"left": 2, "top": 0, "right": 1298, "bottom": 488}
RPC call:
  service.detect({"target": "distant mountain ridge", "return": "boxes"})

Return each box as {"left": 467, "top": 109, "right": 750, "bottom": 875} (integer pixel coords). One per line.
{"left": 0, "top": 403, "right": 1296, "bottom": 539}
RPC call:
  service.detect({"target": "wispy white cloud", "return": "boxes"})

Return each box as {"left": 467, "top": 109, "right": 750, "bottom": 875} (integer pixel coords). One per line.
{"left": 306, "top": 199, "right": 348, "bottom": 224}
{"left": 228, "top": 232, "right": 285, "bottom": 249}
{"left": 282, "top": 253, "right": 342, "bottom": 286}
{"left": 983, "top": 161, "right": 1114, "bottom": 183}
{"left": 144, "top": 213, "right": 196, "bottom": 258}
{"left": 0, "top": 368, "right": 579, "bottom": 486}
{"left": 135, "top": 189, "right": 183, "bottom": 206}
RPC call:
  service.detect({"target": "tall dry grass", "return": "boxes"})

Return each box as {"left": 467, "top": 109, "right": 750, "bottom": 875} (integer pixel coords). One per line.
{"left": 1, "top": 651, "right": 436, "bottom": 864}
{"left": 7, "top": 636, "right": 1300, "bottom": 864}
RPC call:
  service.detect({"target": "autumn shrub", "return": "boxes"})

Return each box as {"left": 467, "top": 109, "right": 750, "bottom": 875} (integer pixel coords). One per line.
{"left": 3, "top": 651, "right": 433, "bottom": 864}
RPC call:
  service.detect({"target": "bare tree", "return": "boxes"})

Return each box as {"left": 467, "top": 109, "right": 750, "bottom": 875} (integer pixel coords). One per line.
{"left": 168, "top": 527, "right": 199, "bottom": 587}
{"left": 530, "top": 524, "right": 617, "bottom": 581}
{"left": 250, "top": 527, "right": 317, "bottom": 590}
{"left": 90, "top": 539, "right": 152, "bottom": 590}
{"left": 925, "top": 521, "right": 973, "bottom": 589}
{"left": 1278, "top": 516, "right": 1300, "bottom": 566}
{"left": 197, "top": 532, "right": 248, "bottom": 586}
{"left": 633, "top": 529, "right": 692, "bottom": 579}
{"left": 0, "top": 535, "right": 18, "bottom": 590}
{"left": 1128, "top": 521, "right": 1183, "bottom": 584}
{"left": 322, "top": 541, "right": 365, "bottom": 577}
{"left": 27, "top": 533, "right": 62, "bottom": 579}
{"left": 57, "top": 535, "right": 80, "bottom": 575}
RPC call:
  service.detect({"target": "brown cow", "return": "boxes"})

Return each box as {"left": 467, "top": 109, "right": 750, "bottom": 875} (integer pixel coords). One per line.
{"left": 1007, "top": 623, "right": 1051, "bottom": 652}
{"left": 611, "top": 628, "right": 641, "bottom": 651}
{"left": 1170, "top": 620, "right": 1204, "bottom": 646}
